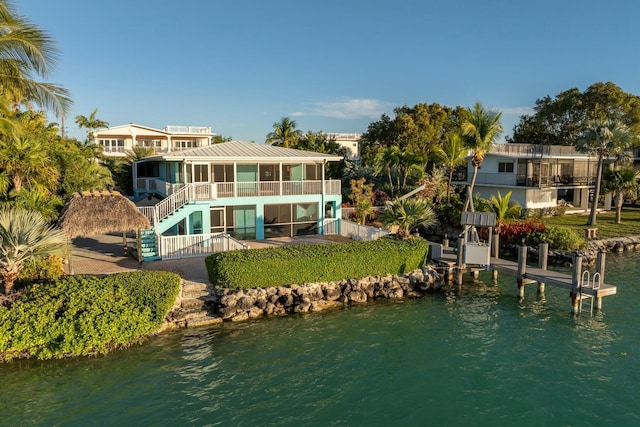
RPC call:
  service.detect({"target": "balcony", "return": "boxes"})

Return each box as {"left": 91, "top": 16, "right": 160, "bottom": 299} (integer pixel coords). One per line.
{"left": 135, "top": 178, "right": 342, "bottom": 198}
{"left": 164, "top": 125, "right": 211, "bottom": 134}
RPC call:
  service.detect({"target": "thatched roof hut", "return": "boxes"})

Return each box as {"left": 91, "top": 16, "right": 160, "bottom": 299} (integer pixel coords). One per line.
{"left": 58, "top": 190, "right": 151, "bottom": 238}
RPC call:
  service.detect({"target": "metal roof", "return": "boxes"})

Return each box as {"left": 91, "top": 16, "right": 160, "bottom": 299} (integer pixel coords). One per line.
{"left": 143, "top": 141, "right": 343, "bottom": 162}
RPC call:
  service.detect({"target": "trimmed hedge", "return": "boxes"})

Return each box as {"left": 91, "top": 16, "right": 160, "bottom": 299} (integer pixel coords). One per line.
{"left": 206, "top": 237, "right": 431, "bottom": 289}
{"left": 0, "top": 271, "right": 180, "bottom": 362}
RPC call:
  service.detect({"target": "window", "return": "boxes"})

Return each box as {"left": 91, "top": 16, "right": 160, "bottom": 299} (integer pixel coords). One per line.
{"left": 498, "top": 162, "right": 514, "bottom": 173}
{"left": 264, "top": 203, "right": 319, "bottom": 238}
{"left": 98, "top": 138, "right": 125, "bottom": 152}
{"left": 139, "top": 139, "right": 163, "bottom": 150}
{"left": 213, "top": 164, "right": 234, "bottom": 182}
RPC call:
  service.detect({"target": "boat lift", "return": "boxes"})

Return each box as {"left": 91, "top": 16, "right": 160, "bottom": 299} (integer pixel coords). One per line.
{"left": 460, "top": 187, "right": 496, "bottom": 267}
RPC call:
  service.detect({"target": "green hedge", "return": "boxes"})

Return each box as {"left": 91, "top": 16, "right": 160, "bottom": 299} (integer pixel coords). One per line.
{"left": 0, "top": 271, "right": 180, "bottom": 361}
{"left": 206, "top": 237, "right": 430, "bottom": 289}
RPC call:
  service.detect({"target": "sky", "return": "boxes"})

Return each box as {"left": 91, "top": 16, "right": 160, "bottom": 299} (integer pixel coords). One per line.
{"left": 16, "top": 0, "right": 640, "bottom": 143}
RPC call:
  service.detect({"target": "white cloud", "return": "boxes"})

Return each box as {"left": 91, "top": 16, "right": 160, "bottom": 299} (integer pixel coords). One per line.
{"left": 294, "top": 98, "right": 389, "bottom": 120}
{"left": 497, "top": 106, "right": 534, "bottom": 116}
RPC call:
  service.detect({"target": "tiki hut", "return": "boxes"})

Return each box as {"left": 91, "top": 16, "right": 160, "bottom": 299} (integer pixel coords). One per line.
{"left": 58, "top": 190, "right": 151, "bottom": 271}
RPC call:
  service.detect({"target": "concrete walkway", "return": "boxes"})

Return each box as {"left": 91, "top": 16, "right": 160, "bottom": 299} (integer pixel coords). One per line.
{"left": 68, "top": 233, "right": 351, "bottom": 284}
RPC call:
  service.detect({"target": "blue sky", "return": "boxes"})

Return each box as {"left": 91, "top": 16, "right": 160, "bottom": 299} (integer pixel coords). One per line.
{"left": 17, "top": 0, "right": 640, "bottom": 143}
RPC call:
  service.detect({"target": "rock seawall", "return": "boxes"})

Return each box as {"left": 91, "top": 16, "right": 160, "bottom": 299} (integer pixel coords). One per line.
{"left": 211, "top": 266, "right": 443, "bottom": 323}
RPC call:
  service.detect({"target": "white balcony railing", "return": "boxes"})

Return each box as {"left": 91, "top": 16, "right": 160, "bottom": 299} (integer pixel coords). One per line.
{"left": 159, "top": 232, "right": 248, "bottom": 259}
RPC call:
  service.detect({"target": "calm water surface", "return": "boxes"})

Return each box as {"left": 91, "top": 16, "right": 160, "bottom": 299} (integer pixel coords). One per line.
{"left": 1, "top": 252, "right": 640, "bottom": 426}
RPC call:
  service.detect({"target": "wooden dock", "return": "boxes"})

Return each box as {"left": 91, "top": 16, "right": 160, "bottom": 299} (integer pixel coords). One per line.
{"left": 430, "top": 243, "right": 617, "bottom": 313}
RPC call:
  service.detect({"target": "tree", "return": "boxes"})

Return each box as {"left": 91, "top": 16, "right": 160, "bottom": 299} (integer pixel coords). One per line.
{"left": 349, "top": 178, "right": 374, "bottom": 225}
{"left": 576, "top": 120, "right": 633, "bottom": 225}
{"left": 489, "top": 191, "right": 521, "bottom": 231}
{"left": 509, "top": 82, "right": 640, "bottom": 145}
{"left": 75, "top": 108, "right": 108, "bottom": 143}
{"left": 0, "top": 1, "right": 71, "bottom": 117}
{"left": 380, "top": 198, "right": 437, "bottom": 240}
{"left": 265, "top": 117, "right": 302, "bottom": 148}
{"left": 0, "top": 134, "right": 58, "bottom": 193}
{"left": 374, "top": 145, "right": 400, "bottom": 196}
{"left": 460, "top": 102, "right": 503, "bottom": 211}
{"left": 432, "top": 133, "right": 467, "bottom": 198}
{"left": 602, "top": 166, "right": 639, "bottom": 224}
{"left": 0, "top": 208, "right": 66, "bottom": 293}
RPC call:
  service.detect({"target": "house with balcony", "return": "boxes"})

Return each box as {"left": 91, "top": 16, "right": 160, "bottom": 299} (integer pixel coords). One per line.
{"left": 133, "top": 141, "right": 343, "bottom": 260}
{"left": 453, "top": 143, "right": 615, "bottom": 212}
{"left": 91, "top": 124, "right": 215, "bottom": 157}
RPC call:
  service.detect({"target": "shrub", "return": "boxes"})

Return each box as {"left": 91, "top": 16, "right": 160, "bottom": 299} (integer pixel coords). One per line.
{"left": 206, "top": 237, "right": 430, "bottom": 289}
{"left": 17, "top": 255, "right": 65, "bottom": 285}
{"left": 434, "top": 193, "right": 463, "bottom": 225}
{"left": 0, "top": 271, "right": 180, "bottom": 361}
{"left": 543, "top": 226, "right": 585, "bottom": 251}
{"left": 498, "top": 220, "right": 546, "bottom": 246}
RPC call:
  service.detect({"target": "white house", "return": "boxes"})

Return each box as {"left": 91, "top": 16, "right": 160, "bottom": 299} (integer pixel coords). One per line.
{"left": 454, "top": 143, "right": 614, "bottom": 212}
{"left": 91, "top": 124, "right": 215, "bottom": 157}
{"left": 327, "top": 133, "right": 361, "bottom": 160}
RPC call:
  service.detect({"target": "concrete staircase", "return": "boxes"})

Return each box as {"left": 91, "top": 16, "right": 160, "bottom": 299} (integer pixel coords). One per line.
{"left": 165, "top": 281, "right": 222, "bottom": 329}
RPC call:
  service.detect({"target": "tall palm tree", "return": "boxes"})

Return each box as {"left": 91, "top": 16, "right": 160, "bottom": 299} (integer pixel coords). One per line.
{"left": 576, "top": 120, "right": 633, "bottom": 226}
{"left": 397, "top": 148, "right": 425, "bottom": 192}
{"left": 0, "top": 208, "right": 66, "bottom": 293}
{"left": 433, "top": 133, "right": 468, "bottom": 198}
{"left": 75, "top": 108, "right": 109, "bottom": 143}
{"left": 265, "top": 117, "right": 302, "bottom": 148}
{"left": 602, "top": 166, "right": 639, "bottom": 224}
{"left": 460, "top": 102, "right": 503, "bottom": 211}
{"left": 374, "top": 146, "right": 400, "bottom": 197}
{"left": 0, "top": 134, "right": 58, "bottom": 193}
{"left": 0, "top": 1, "right": 71, "bottom": 117}
{"left": 380, "top": 198, "right": 437, "bottom": 240}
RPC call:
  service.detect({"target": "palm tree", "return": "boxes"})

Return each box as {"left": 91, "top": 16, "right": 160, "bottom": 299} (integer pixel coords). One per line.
{"left": 265, "top": 117, "right": 302, "bottom": 148}
{"left": 0, "top": 134, "right": 58, "bottom": 193}
{"left": 576, "top": 120, "right": 633, "bottom": 226}
{"left": 490, "top": 191, "right": 521, "bottom": 231}
{"left": 0, "top": 208, "right": 66, "bottom": 293}
{"left": 397, "top": 149, "right": 425, "bottom": 192}
{"left": 433, "top": 133, "right": 468, "bottom": 198}
{"left": 374, "top": 146, "right": 400, "bottom": 197}
{"left": 75, "top": 108, "right": 109, "bottom": 143}
{"left": 380, "top": 198, "right": 437, "bottom": 240}
{"left": 460, "top": 102, "right": 503, "bottom": 211}
{"left": 602, "top": 166, "right": 639, "bottom": 224}
{"left": 0, "top": 1, "right": 71, "bottom": 117}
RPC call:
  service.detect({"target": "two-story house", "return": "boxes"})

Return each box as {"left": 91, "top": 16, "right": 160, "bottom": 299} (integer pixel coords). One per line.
{"left": 453, "top": 143, "right": 614, "bottom": 212}
{"left": 91, "top": 124, "right": 215, "bottom": 157}
{"left": 132, "top": 141, "right": 343, "bottom": 260}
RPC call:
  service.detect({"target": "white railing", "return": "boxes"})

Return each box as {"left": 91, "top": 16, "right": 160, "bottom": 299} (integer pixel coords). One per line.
{"left": 159, "top": 232, "right": 249, "bottom": 259}
{"left": 138, "top": 206, "right": 155, "bottom": 224}
{"left": 164, "top": 125, "right": 211, "bottom": 134}
{"left": 323, "top": 218, "right": 390, "bottom": 241}
{"left": 324, "top": 180, "right": 341, "bottom": 195}
{"left": 155, "top": 184, "right": 190, "bottom": 224}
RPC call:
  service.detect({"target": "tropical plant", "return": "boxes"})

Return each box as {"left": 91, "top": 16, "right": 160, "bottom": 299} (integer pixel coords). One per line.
{"left": 0, "top": 134, "right": 58, "bottom": 193}
{"left": 460, "top": 102, "right": 503, "bottom": 211}
{"left": 0, "top": 208, "right": 66, "bottom": 294}
{"left": 349, "top": 178, "right": 374, "bottom": 225}
{"left": 75, "top": 108, "right": 108, "bottom": 143}
{"left": 490, "top": 191, "right": 522, "bottom": 228}
{"left": 265, "top": 117, "right": 302, "bottom": 148}
{"left": 576, "top": 120, "right": 633, "bottom": 225}
{"left": 380, "top": 198, "right": 437, "bottom": 240}
{"left": 432, "top": 133, "right": 467, "bottom": 198}
{"left": 602, "top": 166, "right": 639, "bottom": 224}
{"left": 374, "top": 145, "right": 400, "bottom": 197}
{"left": 0, "top": 1, "right": 71, "bottom": 116}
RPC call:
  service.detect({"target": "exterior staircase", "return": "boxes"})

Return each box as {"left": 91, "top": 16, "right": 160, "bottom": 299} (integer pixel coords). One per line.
{"left": 164, "top": 281, "right": 222, "bottom": 329}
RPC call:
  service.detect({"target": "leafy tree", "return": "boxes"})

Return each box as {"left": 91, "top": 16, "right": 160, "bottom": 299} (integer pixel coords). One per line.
{"left": 0, "top": 208, "right": 66, "bottom": 294}
{"left": 380, "top": 198, "right": 437, "bottom": 240}
{"left": 349, "top": 178, "right": 374, "bottom": 225}
{"left": 0, "top": 1, "right": 71, "bottom": 116}
{"left": 602, "top": 166, "right": 639, "bottom": 224}
{"left": 432, "top": 133, "right": 467, "bottom": 198}
{"left": 509, "top": 82, "right": 640, "bottom": 145}
{"left": 212, "top": 134, "right": 232, "bottom": 144}
{"left": 460, "top": 102, "right": 503, "bottom": 211}
{"left": 576, "top": 120, "right": 633, "bottom": 225}
{"left": 266, "top": 117, "right": 302, "bottom": 148}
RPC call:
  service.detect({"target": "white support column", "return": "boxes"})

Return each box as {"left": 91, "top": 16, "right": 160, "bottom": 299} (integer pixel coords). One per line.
{"left": 167, "top": 136, "right": 172, "bottom": 153}
{"left": 233, "top": 162, "right": 238, "bottom": 197}
{"left": 581, "top": 188, "right": 589, "bottom": 212}
{"left": 604, "top": 193, "right": 612, "bottom": 210}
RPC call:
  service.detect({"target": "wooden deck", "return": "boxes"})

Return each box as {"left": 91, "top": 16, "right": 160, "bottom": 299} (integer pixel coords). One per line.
{"left": 431, "top": 245, "right": 617, "bottom": 298}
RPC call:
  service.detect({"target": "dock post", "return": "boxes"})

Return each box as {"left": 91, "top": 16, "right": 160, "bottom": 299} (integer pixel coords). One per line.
{"left": 492, "top": 268, "right": 498, "bottom": 281}
{"left": 443, "top": 234, "right": 449, "bottom": 248}
{"left": 570, "top": 254, "right": 583, "bottom": 313}
{"left": 456, "top": 237, "right": 465, "bottom": 286}
{"left": 595, "top": 252, "right": 606, "bottom": 310}
{"left": 491, "top": 233, "right": 499, "bottom": 258}
{"left": 538, "top": 242, "right": 549, "bottom": 293}
{"left": 517, "top": 243, "right": 527, "bottom": 298}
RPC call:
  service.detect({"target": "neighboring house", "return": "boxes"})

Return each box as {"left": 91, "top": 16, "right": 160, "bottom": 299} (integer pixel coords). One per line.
{"left": 91, "top": 124, "right": 215, "bottom": 157}
{"left": 453, "top": 143, "right": 615, "bottom": 212}
{"left": 132, "top": 141, "right": 343, "bottom": 260}
{"left": 327, "top": 133, "right": 361, "bottom": 160}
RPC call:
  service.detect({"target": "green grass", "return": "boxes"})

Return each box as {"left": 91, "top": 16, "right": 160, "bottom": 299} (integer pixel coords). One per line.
{"left": 542, "top": 207, "right": 640, "bottom": 239}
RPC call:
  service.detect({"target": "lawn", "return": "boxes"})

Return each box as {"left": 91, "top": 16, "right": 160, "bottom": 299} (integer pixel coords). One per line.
{"left": 542, "top": 207, "right": 640, "bottom": 239}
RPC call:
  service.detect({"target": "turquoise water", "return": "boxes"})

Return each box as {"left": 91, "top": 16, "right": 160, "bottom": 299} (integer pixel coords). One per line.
{"left": 2, "top": 252, "right": 640, "bottom": 426}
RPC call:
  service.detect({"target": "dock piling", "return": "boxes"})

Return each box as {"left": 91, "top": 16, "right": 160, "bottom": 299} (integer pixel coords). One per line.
{"left": 538, "top": 242, "right": 548, "bottom": 294}
{"left": 517, "top": 244, "right": 527, "bottom": 298}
